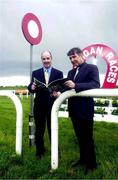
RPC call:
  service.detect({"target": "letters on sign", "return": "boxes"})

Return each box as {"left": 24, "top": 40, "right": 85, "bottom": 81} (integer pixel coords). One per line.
{"left": 82, "top": 44, "right": 118, "bottom": 88}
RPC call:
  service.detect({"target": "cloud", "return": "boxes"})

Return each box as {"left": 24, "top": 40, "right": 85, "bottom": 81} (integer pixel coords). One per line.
{"left": 0, "top": 0, "right": 118, "bottom": 86}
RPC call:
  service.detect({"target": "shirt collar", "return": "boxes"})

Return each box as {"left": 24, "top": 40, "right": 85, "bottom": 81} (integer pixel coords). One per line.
{"left": 43, "top": 66, "right": 52, "bottom": 73}
{"left": 77, "top": 62, "right": 85, "bottom": 68}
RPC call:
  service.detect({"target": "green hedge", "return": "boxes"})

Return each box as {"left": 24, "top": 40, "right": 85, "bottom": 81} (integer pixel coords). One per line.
{"left": 94, "top": 107, "right": 107, "bottom": 114}
{"left": 59, "top": 107, "right": 67, "bottom": 111}
{"left": 112, "top": 108, "right": 118, "bottom": 115}
{"left": 94, "top": 100, "right": 109, "bottom": 106}
{"left": 112, "top": 100, "right": 118, "bottom": 107}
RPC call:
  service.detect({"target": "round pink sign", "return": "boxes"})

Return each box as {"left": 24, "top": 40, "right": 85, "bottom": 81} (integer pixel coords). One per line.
{"left": 82, "top": 44, "right": 118, "bottom": 88}
{"left": 22, "top": 13, "right": 42, "bottom": 45}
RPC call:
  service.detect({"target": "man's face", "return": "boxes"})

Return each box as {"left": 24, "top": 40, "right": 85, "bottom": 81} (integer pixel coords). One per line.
{"left": 69, "top": 53, "right": 83, "bottom": 67}
{"left": 41, "top": 51, "right": 52, "bottom": 68}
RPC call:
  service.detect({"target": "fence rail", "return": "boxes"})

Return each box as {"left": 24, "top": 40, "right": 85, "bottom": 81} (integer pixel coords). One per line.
{"left": 0, "top": 90, "right": 23, "bottom": 155}
{"left": 51, "top": 88, "right": 118, "bottom": 170}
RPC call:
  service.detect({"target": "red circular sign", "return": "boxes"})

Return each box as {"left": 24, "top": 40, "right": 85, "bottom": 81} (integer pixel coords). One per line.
{"left": 22, "top": 13, "right": 42, "bottom": 45}
{"left": 82, "top": 44, "right": 118, "bottom": 88}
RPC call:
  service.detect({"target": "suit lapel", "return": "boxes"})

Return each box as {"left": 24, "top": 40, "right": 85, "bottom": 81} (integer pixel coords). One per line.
{"left": 74, "top": 68, "right": 80, "bottom": 81}
{"left": 40, "top": 68, "right": 45, "bottom": 83}
{"left": 48, "top": 68, "right": 54, "bottom": 83}
{"left": 74, "top": 62, "right": 87, "bottom": 81}
{"left": 71, "top": 68, "right": 77, "bottom": 81}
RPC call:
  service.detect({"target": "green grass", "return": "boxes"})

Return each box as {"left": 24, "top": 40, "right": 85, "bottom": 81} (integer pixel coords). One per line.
{"left": 0, "top": 96, "right": 118, "bottom": 179}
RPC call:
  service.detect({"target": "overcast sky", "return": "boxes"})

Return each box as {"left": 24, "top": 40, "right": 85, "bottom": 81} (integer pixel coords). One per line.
{"left": 0, "top": 0, "right": 118, "bottom": 86}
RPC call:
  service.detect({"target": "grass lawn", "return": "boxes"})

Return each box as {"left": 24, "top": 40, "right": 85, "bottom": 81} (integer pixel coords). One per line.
{"left": 0, "top": 96, "right": 118, "bottom": 179}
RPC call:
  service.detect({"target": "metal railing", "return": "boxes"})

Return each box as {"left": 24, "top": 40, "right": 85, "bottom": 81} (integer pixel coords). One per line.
{"left": 0, "top": 90, "right": 23, "bottom": 155}
{"left": 51, "top": 88, "right": 118, "bottom": 170}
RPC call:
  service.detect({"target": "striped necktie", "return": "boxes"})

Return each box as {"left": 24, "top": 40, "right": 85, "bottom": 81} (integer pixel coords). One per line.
{"left": 44, "top": 69, "right": 49, "bottom": 85}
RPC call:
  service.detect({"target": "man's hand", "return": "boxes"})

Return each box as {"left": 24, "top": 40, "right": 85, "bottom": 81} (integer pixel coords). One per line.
{"left": 31, "top": 82, "right": 37, "bottom": 91}
{"left": 51, "top": 91, "right": 61, "bottom": 98}
{"left": 64, "top": 80, "right": 75, "bottom": 89}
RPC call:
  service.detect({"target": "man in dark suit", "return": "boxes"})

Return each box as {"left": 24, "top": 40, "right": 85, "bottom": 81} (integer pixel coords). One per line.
{"left": 28, "top": 51, "right": 63, "bottom": 158}
{"left": 64, "top": 47, "right": 100, "bottom": 171}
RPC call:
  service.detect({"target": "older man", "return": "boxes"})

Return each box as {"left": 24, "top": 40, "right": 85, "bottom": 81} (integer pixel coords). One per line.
{"left": 65, "top": 47, "right": 100, "bottom": 171}
{"left": 28, "top": 51, "right": 63, "bottom": 158}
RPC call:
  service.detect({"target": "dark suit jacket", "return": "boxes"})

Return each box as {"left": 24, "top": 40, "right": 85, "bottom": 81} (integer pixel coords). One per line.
{"left": 28, "top": 67, "right": 63, "bottom": 115}
{"left": 67, "top": 62, "right": 100, "bottom": 119}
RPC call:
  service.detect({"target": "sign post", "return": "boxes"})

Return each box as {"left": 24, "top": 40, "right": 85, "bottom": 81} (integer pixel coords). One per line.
{"left": 29, "top": 44, "right": 34, "bottom": 146}
{"left": 22, "top": 12, "right": 42, "bottom": 146}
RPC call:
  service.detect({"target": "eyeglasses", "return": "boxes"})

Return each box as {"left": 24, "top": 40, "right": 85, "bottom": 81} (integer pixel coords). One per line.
{"left": 69, "top": 55, "right": 76, "bottom": 60}
{"left": 42, "top": 57, "right": 50, "bottom": 60}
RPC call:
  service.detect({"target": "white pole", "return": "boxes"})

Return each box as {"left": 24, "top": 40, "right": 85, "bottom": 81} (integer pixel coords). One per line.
{"left": 51, "top": 88, "right": 118, "bottom": 170}
{"left": 0, "top": 90, "right": 23, "bottom": 155}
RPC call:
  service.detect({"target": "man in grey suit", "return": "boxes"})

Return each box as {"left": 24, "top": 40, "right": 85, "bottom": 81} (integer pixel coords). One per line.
{"left": 64, "top": 47, "right": 100, "bottom": 172}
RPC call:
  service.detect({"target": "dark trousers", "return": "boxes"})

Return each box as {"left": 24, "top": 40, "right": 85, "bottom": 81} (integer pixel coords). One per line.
{"left": 71, "top": 116, "right": 97, "bottom": 168}
{"left": 34, "top": 110, "right": 51, "bottom": 154}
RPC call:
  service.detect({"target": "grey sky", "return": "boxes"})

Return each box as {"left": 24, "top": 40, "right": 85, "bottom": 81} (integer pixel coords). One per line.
{"left": 0, "top": 0, "right": 118, "bottom": 84}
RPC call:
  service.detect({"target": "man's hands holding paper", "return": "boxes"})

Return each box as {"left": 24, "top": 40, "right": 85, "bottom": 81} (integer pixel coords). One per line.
{"left": 64, "top": 80, "right": 75, "bottom": 89}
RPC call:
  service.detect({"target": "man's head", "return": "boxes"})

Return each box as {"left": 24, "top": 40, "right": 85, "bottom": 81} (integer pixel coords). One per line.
{"left": 67, "top": 47, "right": 84, "bottom": 67}
{"left": 41, "top": 51, "right": 52, "bottom": 68}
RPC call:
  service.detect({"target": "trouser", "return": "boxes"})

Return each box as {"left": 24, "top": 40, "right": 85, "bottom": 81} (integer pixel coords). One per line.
{"left": 34, "top": 110, "right": 51, "bottom": 154}
{"left": 71, "top": 116, "right": 97, "bottom": 168}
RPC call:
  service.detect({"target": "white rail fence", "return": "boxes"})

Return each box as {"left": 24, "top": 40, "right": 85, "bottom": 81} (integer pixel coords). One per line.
{"left": 0, "top": 90, "right": 23, "bottom": 155}
{"left": 16, "top": 90, "right": 118, "bottom": 121}
{"left": 59, "top": 101, "right": 118, "bottom": 122}
{"left": 51, "top": 89, "right": 118, "bottom": 170}
{"left": 0, "top": 89, "right": 118, "bottom": 166}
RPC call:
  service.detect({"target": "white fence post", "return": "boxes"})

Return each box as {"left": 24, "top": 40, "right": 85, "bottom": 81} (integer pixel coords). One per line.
{"left": 51, "top": 89, "right": 118, "bottom": 170}
{"left": 0, "top": 90, "right": 23, "bottom": 155}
